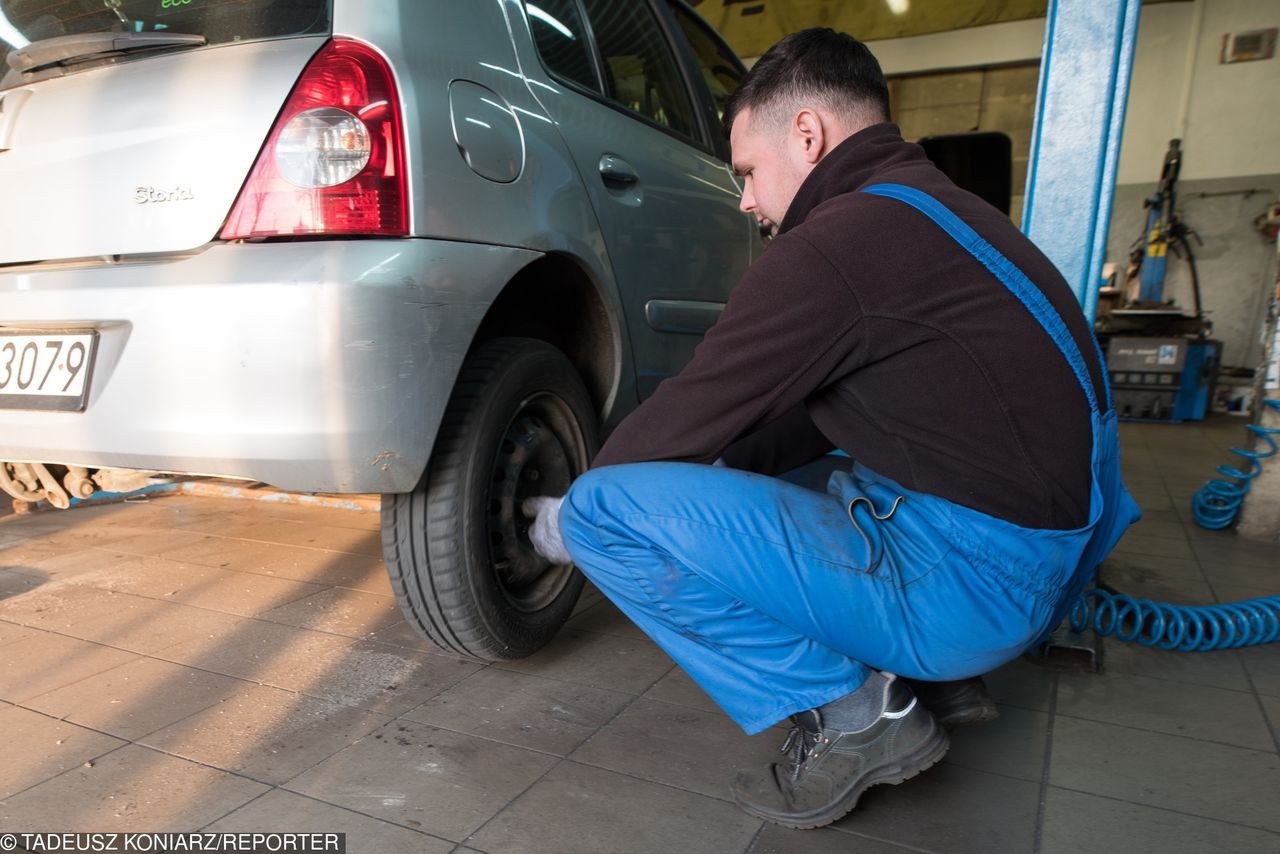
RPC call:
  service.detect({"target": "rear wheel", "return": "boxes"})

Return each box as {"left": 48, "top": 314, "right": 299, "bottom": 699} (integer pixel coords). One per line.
{"left": 381, "top": 338, "right": 598, "bottom": 660}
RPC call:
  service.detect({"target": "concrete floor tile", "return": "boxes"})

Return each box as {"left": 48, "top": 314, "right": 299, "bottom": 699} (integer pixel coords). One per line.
{"left": 1040, "top": 787, "right": 1280, "bottom": 854}
{"left": 569, "top": 698, "right": 779, "bottom": 800}
{"left": 1201, "top": 567, "right": 1280, "bottom": 596}
{"left": 286, "top": 720, "right": 558, "bottom": 841}
{"left": 205, "top": 789, "right": 453, "bottom": 853}
{"left": 1127, "top": 518, "right": 1191, "bottom": 541}
{"left": 159, "top": 620, "right": 481, "bottom": 716}
{"left": 0, "top": 706, "right": 125, "bottom": 799}
{"left": 750, "top": 825, "right": 922, "bottom": 854}
{"left": 1101, "top": 549, "right": 1205, "bottom": 579}
{"left": 1057, "top": 671, "right": 1273, "bottom": 750}
{"left": 5, "top": 516, "right": 153, "bottom": 551}
{"left": 0, "top": 619, "right": 33, "bottom": 646}
{"left": 0, "top": 540, "right": 63, "bottom": 573}
{"left": 1239, "top": 645, "right": 1280, "bottom": 698}
{"left": 1049, "top": 716, "right": 1280, "bottom": 832}
{"left": 494, "top": 628, "right": 674, "bottom": 696}
{"left": 0, "top": 744, "right": 267, "bottom": 831}
{"left": 562, "top": 600, "right": 648, "bottom": 640}
{"left": 641, "top": 666, "right": 720, "bottom": 714}
{"left": 2, "top": 583, "right": 253, "bottom": 655}
{"left": 403, "top": 668, "right": 632, "bottom": 756}
{"left": 1213, "top": 583, "right": 1280, "bottom": 604}
{"left": 0, "top": 632, "right": 136, "bottom": 702}
{"left": 571, "top": 582, "right": 607, "bottom": 616}
{"left": 1113, "top": 532, "right": 1195, "bottom": 560}
{"left": 943, "top": 706, "right": 1048, "bottom": 782}
{"left": 1126, "top": 492, "right": 1174, "bottom": 512}
{"left": 0, "top": 540, "right": 95, "bottom": 572}
{"left": 1260, "top": 694, "right": 1280, "bottom": 749}
{"left": 231, "top": 502, "right": 381, "bottom": 533}
{"left": 0, "top": 565, "right": 49, "bottom": 599}
{"left": 225, "top": 546, "right": 391, "bottom": 596}
{"left": 1126, "top": 507, "right": 1183, "bottom": 527}
{"left": 1197, "top": 560, "right": 1279, "bottom": 593}
{"left": 363, "top": 619, "right": 433, "bottom": 651}
{"left": 466, "top": 760, "right": 761, "bottom": 854}
{"left": 97, "top": 529, "right": 227, "bottom": 560}
{"left": 142, "top": 684, "right": 392, "bottom": 785}
{"left": 216, "top": 519, "right": 382, "bottom": 557}
{"left": 984, "top": 657, "right": 1055, "bottom": 713}
{"left": 77, "top": 555, "right": 326, "bottom": 617}
{"left": 1097, "top": 556, "right": 1215, "bottom": 603}
{"left": 1101, "top": 641, "right": 1251, "bottom": 691}
{"left": 828, "top": 763, "right": 1039, "bottom": 854}
{"left": 1192, "top": 540, "right": 1280, "bottom": 572}
{"left": 24, "top": 657, "right": 246, "bottom": 741}
{"left": 260, "top": 587, "right": 403, "bottom": 639}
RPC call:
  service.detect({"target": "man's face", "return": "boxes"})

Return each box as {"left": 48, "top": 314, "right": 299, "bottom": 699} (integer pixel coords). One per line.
{"left": 730, "top": 106, "right": 804, "bottom": 237}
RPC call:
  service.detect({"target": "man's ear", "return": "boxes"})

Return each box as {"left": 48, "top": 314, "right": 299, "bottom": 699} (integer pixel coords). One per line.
{"left": 792, "top": 108, "right": 827, "bottom": 166}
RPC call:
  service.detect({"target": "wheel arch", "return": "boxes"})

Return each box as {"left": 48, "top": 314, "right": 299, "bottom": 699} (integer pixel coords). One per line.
{"left": 469, "top": 252, "right": 623, "bottom": 423}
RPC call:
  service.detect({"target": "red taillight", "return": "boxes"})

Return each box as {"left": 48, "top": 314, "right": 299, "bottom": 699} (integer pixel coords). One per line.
{"left": 220, "top": 39, "right": 408, "bottom": 239}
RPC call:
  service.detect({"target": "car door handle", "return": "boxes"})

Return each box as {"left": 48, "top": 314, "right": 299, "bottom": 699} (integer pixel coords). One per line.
{"left": 598, "top": 154, "right": 638, "bottom": 187}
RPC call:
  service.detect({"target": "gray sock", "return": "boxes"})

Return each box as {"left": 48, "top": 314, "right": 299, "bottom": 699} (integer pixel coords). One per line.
{"left": 818, "top": 672, "right": 890, "bottom": 731}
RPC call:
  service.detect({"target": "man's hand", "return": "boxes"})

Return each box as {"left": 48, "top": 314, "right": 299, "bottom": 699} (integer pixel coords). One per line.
{"left": 522, "top": 495, "right": 571, "bottom": 564}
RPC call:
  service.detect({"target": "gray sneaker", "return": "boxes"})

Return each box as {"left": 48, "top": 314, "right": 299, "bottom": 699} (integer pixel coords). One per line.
{"left": 731, "top": 674, "right": 949, "bottom": 829}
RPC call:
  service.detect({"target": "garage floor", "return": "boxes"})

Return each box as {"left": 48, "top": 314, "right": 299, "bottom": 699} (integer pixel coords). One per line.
{"left": 1, "top": 418, "right": 1277, "bottom": 853}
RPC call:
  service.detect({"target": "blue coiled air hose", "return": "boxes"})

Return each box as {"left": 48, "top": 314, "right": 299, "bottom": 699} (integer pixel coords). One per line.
{"left": 1070, "top": 587, "right": 1280, "bottom": 651}
{"left": 1068, "top": 398, "right": 1280, "bottom": 649}
{"left": 1190, "top": 398, "right": 1280, "bottom": 529}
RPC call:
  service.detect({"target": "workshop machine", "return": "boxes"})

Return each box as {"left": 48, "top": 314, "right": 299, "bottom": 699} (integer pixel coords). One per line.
{"left": 1107, "top": 336, "right": 1221, "bottom": 422}
{"left": 1096, "top": 139, "right": 1220, "bottom": 422}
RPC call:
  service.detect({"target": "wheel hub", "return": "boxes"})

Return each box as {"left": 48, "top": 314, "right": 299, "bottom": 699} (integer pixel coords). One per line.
{"left": 487, "top": 396, "right": 582, "bottom": 612}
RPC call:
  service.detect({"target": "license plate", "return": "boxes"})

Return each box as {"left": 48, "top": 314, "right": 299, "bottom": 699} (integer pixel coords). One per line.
{"left": 0, "top": 330, "right": 98, "bottom": 412}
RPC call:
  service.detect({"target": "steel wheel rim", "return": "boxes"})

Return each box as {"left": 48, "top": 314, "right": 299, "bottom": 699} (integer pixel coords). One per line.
{"left": 486, "top": 391, "right": 586, "bottom": 612}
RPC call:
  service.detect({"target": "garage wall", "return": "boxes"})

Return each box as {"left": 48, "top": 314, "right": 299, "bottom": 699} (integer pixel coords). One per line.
{"left": 1107, "top": 0, "right": 1279, "bottom": 369}
{"left": 888, "top": 65, "right": 1040, "bottom": 223}
{"left": 862, "top": 0, "right": 1280, "bottom": 369}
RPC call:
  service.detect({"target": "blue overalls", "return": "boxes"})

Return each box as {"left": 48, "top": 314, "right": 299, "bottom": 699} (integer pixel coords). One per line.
{"left": 559, "top": 184, "right": 1142, "bottom": 735}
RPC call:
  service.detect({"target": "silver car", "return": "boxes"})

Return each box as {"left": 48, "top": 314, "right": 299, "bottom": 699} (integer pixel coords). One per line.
{"left": 0, "top": 0, "right": 758, "bottom": 658}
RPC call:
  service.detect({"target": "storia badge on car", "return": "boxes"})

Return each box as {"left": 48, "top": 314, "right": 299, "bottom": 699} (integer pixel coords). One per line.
{"left": 134, "top": 186, "right": 195, "bottom": 204}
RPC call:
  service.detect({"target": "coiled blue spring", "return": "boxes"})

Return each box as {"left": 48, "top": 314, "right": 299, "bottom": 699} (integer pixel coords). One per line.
{"left": 1071, "top": 588, "right": 1280, "bottom": 651}
{"left": 1191, "top": 399, "right": 1280, "bottom": 529}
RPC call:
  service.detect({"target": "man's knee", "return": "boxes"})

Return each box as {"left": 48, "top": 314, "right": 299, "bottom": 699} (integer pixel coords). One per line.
{"left": 562, "top": 463, "right": 663, "bottom": 544}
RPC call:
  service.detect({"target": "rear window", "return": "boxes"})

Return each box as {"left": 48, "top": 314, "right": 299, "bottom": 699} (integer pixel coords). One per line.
{"left": 1, "top": 0, "right": 330, "bottom": 82}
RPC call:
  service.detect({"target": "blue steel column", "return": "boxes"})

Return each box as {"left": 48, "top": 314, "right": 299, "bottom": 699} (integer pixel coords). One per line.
{"left": 1022, "top": 0, "right": 1141, "bottom": 321}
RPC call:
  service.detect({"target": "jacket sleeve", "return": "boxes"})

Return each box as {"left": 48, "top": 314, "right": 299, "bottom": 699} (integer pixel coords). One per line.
{"left": 717, "top": 403, "right": 835, "bottom": 476}
{"left": 592, "top": 234, "right": 863, "bottom": 468}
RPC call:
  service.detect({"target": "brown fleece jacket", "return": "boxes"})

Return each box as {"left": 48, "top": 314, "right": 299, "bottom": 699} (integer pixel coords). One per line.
{"left": 593, "top": 123, "right": 1105, "bottom": 530}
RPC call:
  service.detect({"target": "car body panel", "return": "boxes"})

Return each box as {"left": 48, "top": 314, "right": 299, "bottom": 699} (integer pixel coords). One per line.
{"left": 0, "top": 37, "right": 324, "bottom": 264}
{"left": 0, "top": 0, "right": 754, "bottom": 495}
{"left": 0, "top": 239, "right": 538, "bottom": 493}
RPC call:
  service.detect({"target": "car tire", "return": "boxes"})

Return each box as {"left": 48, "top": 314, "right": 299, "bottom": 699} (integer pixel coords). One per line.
{"left": 381, "top": 337, "right": 598, "bottom": 660}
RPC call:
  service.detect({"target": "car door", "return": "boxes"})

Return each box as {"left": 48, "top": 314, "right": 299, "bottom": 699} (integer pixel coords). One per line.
{"left": 526, "top": 0, "right": 755, "bottom": 400}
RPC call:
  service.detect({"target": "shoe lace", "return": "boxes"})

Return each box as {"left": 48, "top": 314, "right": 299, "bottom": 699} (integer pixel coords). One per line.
{"left": 779, "top": 720, "right": 823, "bottom": 780}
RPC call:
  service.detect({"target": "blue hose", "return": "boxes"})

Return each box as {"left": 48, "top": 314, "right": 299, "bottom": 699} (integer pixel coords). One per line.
{"left": 1068, "top": 399, "right": 1280, "bottom": 649}
{"left": 1190, "top": 399, "right": 1280, "bottom": 529}
{"left": 1070, "top": 588, "right": 1280, "bottom": 651}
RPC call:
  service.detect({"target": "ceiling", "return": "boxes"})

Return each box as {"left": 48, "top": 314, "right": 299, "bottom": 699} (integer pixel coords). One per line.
{"left": 688, "top": 0, "right": 1188, "bottom": 59}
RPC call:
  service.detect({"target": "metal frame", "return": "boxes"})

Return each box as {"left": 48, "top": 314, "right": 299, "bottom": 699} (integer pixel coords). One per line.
{"left": 1022, "top": 0, "right": 1142, "bottom": 322}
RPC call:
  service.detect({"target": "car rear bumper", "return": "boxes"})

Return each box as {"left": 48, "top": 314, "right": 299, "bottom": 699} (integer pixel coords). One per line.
{"left": 0, "top": 239, "right": 539, "bottom": 494}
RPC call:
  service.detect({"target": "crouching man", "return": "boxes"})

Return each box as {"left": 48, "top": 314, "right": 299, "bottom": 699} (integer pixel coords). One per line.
{"left": 525, "top": 28, "right": 1139, "bottom": 829}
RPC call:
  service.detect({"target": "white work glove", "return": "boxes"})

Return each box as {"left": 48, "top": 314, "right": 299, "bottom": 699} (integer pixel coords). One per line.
{"left": 522, "top": 495, "right": 571, "bottom": 564}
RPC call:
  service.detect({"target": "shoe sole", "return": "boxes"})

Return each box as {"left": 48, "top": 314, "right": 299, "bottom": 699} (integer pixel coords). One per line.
{"left": 937, "top": 703, "right": 999, "bottom": 730}
{"left": 735, "top": 717, "right": 951, "bottom": 830}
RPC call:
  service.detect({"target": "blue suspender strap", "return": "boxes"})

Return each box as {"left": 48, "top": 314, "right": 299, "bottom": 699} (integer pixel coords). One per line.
{"left": 861, "top": 183, "right": 1105, "bottom": 415}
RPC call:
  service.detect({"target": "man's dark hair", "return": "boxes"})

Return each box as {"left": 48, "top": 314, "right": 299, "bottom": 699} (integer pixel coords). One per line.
{"left": 723, "top": 28, "right": 890, "bottom": 137}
